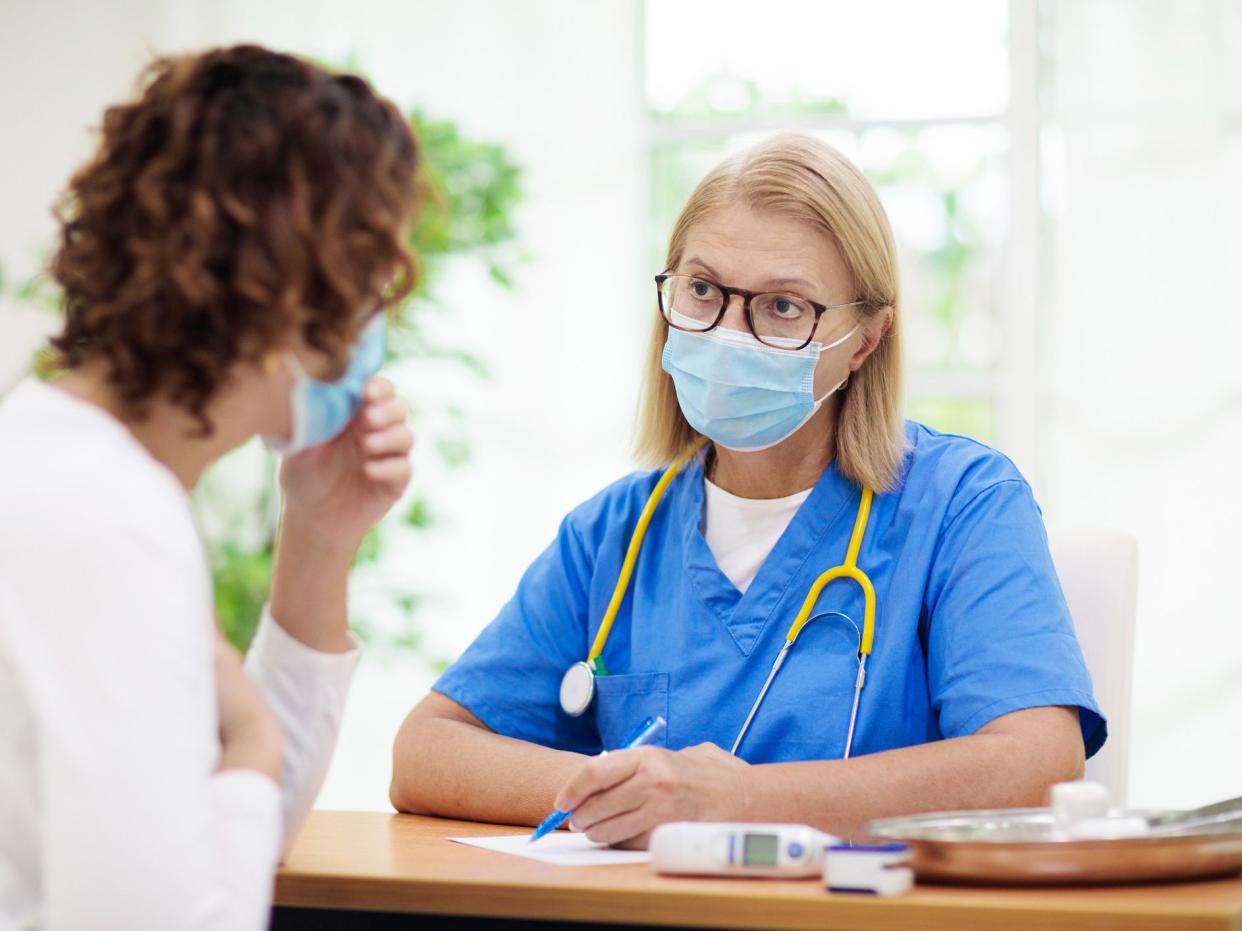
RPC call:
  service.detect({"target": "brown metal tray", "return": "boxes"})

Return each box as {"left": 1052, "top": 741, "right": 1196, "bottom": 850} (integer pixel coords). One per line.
{"left": 867, "top": 807, "right": 1242, "bottom": 885}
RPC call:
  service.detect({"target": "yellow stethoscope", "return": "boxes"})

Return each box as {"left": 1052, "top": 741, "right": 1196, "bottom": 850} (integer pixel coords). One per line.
{"left": 558, "top": 442, "right": 877, "bottom": 759}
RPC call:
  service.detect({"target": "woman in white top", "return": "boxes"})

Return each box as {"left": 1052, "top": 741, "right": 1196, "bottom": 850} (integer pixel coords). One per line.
{"left": 0, "top": 46, "right": 420, "bottom": 930}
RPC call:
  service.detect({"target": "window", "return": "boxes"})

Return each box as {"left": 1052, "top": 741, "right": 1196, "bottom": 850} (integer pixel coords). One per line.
{"left": 642, "top": 0, "right": 1029, "bottom": 453}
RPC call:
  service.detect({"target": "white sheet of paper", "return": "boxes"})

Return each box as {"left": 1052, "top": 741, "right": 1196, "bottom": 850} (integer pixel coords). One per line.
{"left": 449, "top": 833, "right": 652, "bottom": 867}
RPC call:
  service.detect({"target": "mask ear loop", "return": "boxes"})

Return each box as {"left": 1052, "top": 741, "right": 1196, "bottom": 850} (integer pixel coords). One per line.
{"left": 812, "top": 374, "right": 849, "bottom": 406}
{"left": 808, "top": 324, "right": 860, "bottom": 405}
{"left": 811, "top": 323, "right": 860, "bottom": 354}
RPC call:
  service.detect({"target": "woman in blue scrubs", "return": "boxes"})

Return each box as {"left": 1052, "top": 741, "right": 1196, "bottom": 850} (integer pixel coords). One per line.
{"left": 391, "top": 133, "right": 1104, "bottom": 846}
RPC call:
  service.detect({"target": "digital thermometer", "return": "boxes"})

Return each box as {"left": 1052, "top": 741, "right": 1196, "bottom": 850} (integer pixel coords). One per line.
{"left": 650, "top": 822, "right": 838, "bottom": 878}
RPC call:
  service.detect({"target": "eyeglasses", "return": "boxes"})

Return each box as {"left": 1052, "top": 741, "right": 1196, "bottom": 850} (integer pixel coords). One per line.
{"left": 655, "top": 273, "right": 864, "bottom": 351}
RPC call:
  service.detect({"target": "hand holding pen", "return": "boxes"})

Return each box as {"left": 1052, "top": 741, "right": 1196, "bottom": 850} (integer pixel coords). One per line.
{"left": 530, "top": 715, "right": 667, "bottom": 843}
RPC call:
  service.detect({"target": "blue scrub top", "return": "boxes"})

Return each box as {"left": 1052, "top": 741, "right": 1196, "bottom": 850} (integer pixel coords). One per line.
{"left": 434, "top": 422, "right": 1106, "bottom": 762}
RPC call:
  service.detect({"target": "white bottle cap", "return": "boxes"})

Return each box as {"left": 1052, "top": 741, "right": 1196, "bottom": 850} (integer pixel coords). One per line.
{"left": 1051, "top": 780, "right": 1113, "bottom": 823}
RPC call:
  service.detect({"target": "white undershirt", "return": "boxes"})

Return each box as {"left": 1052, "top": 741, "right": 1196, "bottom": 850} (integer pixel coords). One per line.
{"left": 703, "top": 477, "right": 813, "bottom": 593}
{"left": 0, "top": 378, "right": 360, "bottom": 931}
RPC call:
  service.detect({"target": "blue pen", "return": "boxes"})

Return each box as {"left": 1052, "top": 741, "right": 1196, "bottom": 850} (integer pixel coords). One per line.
{"left": 529, "top": 714, "right": 667, "bottom": 843}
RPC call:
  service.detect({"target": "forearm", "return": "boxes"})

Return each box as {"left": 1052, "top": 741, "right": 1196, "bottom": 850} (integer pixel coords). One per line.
{"left": 268, "top": 506, "right": 355, "bottom": 653}
{"left": 739, "top": 716, "right": 1084, "bottom": 840}
{"left": 244, "top": 609, "right": 360, "bottom": 856}
{"left": 391, "top": 707, "right": 585, "bottom": 827}
{"left": 217, "top": 720, "right": 284, "bottom": 783}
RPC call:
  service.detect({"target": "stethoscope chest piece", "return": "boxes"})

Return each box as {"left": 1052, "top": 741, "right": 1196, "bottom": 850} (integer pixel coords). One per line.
{"left": 559, "top": 661, "right": 596, "bottom": 717}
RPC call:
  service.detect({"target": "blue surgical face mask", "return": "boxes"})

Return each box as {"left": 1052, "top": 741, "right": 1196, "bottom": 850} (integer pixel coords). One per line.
{"left": 263, "top": 314, "right": 388, "bottom": 456}
{"left": 661, "top": 310, "right": 858, "bottom": 452}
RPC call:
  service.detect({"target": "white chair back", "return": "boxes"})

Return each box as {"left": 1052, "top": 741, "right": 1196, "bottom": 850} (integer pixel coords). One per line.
{"left": 1048, "top": 529, "right": 1139, "bottom": 805}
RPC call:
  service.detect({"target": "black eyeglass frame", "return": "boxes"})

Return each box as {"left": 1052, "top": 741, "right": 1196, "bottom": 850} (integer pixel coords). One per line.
{"left": 654, "top": 272, "right": 865, "bottom": 351}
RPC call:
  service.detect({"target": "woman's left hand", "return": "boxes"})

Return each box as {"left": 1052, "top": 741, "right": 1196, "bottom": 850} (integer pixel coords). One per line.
{"left": 279, "top": 377, "right": 413, "bottom": 554}
{"left": 553, "top": 742, "right": 751, "bottom": 850}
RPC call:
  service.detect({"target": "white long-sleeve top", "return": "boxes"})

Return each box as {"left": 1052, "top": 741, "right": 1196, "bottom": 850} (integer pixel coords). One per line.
{"left": 0, "top": 378, "right": 360, "bottom": 931}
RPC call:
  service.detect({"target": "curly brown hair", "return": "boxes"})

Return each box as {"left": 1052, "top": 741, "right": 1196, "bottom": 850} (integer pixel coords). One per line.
{"left": 49, "top": 45, "right": 420, "bottom": 431}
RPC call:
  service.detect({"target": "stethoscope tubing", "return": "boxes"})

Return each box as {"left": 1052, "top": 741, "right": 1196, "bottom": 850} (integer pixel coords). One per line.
{"left": 729, "top": 611, "right": 866, "bottom": 758}
{"left": 561, "top": 442, "right": 878, "bottom": 762}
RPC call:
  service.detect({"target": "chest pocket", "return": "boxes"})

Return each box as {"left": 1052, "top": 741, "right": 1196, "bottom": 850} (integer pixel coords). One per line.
{"left": 593, "top": 672, "right": 669, "bottom": 751}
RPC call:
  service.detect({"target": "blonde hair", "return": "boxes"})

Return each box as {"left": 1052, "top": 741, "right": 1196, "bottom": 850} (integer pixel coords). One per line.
{"left": 634, "top": 133, "right": 906, "bottom": 492}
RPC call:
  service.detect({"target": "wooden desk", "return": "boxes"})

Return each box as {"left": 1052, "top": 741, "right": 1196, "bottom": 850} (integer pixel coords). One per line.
{"left": 274, "top": 811, "right": 1242, "bottom": 931}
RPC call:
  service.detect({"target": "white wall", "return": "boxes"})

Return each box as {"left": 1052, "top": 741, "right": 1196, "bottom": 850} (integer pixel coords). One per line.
{"left": 0, "top": 0, "right": 173, "bottom": 386}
